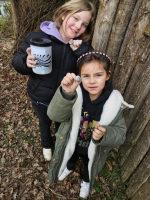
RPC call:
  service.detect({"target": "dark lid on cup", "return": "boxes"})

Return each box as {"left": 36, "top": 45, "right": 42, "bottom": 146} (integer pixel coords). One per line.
{"left": 30, "top": 38, "right": 52, "bottom": 47}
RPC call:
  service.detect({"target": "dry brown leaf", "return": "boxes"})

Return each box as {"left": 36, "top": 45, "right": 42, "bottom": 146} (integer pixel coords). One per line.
{"left": 66, "top": 184, "right": 70, "bottom": 190}
{"left": 73, "top": 171, "right": 80, "bottom": 177}
{"left": 70, "top": 188, "right": 76, "bottom": 194}
{"left": 9, "top": 133, "right": 16, "bottom": 136}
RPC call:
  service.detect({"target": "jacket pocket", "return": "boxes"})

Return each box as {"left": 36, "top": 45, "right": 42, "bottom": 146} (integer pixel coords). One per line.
{"left": 100, "top": 146, "right": 111, "bottom": 155}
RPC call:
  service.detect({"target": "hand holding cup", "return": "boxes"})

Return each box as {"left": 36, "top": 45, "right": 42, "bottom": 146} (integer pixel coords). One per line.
{"left": 26, "top": 47, "right": 36, "bottom": 68}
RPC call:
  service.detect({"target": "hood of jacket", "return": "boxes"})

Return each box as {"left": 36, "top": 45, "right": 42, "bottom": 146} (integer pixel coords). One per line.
{"left": 40, "top": 21, "right": 68, "bottom": 44}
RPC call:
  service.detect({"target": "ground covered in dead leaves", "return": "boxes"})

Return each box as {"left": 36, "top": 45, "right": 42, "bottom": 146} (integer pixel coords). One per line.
{"left": 0, "top": 31, "right": 127, "bottom": 200}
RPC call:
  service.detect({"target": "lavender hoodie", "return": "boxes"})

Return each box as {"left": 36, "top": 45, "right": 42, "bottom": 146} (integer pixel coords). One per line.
{"left": 40, "top": 21, "right": 68, "bottom": 44}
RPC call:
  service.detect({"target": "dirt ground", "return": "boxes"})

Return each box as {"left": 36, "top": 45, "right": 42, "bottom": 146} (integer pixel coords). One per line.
{"left": 0, "top": 31, "right": 127, "bottom": 200}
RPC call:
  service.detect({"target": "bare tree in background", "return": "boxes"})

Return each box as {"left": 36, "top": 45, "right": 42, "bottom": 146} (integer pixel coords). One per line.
{"left": 10, "top": 0, "right": 67, "bottom": 53}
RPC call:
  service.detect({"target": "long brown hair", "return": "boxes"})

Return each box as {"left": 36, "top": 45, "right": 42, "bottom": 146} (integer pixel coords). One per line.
{"left": 53, "top": 0, "right": 96, "bottom": 41}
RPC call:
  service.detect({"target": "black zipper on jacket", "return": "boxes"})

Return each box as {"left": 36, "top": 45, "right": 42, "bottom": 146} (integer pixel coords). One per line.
{"left": 38, "top": 101, "right": 48, "bottom": 107}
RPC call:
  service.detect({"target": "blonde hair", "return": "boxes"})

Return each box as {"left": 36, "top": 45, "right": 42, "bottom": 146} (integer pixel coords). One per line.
{"left": 53, "top": 0, "right": 96, "bottom": 41}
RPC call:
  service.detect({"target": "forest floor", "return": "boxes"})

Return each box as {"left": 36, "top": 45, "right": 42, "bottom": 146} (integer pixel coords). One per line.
{"left": 0, "top": 31, "right": 128, "bottom": 200}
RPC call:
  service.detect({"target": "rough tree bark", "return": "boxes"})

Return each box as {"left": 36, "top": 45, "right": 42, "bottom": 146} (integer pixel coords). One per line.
{"left": 10, "top": 0, "right": 19, "bottom": 36}
{"left": 126, "top": 149, "right": 150, "bottom": 198}
{"left": 131, "top": 176, "right": 150, "bottom": 200}
{"left": 120, "top": 117, "right": 150, "bottom": 182}
{"left": 106, "top": 0, "right": 137, "bottom": 67}
{"left": 10, "top": 0, "right": 31, "bottom": 37}
{"left": 92, "top": 0, "right": 119, "bottom": 52}
{"left": 112, "top": 0, "right": 150, "bottom": 93}
{"left": 118, "top": 0, "right": 150, "bottom": 170}
{"left": 119, "top": 91, "right": 150, "bottom": 166}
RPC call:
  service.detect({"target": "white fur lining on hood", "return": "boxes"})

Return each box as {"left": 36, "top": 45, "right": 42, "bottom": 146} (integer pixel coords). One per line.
{"left": 88, "top": 90, "right": 134, "bottom": 180}
{"left": 58, "top": 86, "right": 134, "bottom": 178}
{"left": 58, "top": 86, "right": 83, "bottom": 177}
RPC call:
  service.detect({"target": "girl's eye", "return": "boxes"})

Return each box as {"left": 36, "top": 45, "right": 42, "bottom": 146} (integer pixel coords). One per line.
{"left": 82, "top": 24, "right": 87, "bottom": 28}
{"left": 96, "top": 74, "right": 102, "bottom": 77}
{"left": 83, "top": 75, "right": 89, "bottom": 78}
{"left": 74, "top": 17, "right": 78, "bottom": 21}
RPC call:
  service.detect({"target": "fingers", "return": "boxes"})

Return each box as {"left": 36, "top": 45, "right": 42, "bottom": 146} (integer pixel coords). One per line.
{"left": 93, "top": 129, "right": 102, "bottom": 140}
{"left": 69, "top": 39, "right": 82, "bottom": 51}
{"left": 61, "top": 73, "right": 76, "bottom": 86}
{"left": 73, "top": 40, "right": 82, "bottom": 47}
{"left": 93, "top": 124, "right": 106, "bottom": 140}
{"left": 26, "top": 47, "right": 36, "bottom": 68}
{"left": 26, "top": 47, "right": 31, "bottom": 55}
{"left": 61, "top": 73, "right": 81, "bottom": 94}
{"left": 26, "top": 55, "right": 36, "bottom": 68}
{"left": 62, "top": 73, "right": 81, "bottom": 86}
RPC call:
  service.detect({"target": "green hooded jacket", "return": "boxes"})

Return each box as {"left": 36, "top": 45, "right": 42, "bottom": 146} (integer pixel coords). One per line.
{"left": 46, "top": 86, "right": 134, "bottom": 191}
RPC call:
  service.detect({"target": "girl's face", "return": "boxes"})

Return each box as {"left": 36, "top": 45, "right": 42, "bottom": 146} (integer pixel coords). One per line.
{"left": 59, "top": 11, "right": 91, "bottom": 43}
{"left": 81, "top": 61, "right": 110, "bottom": 101}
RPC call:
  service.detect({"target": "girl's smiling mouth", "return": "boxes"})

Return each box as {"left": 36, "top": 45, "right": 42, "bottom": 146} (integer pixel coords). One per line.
{"left": 70, "top": 27, "right": 77, "bottom": 33}
{"left": 89, "top": 86, "right": 98, "bottom": 89}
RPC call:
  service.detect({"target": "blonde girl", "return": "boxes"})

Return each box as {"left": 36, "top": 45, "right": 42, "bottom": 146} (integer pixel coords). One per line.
{"left": 12, "top": 0, "right": 96, "bottom": 161}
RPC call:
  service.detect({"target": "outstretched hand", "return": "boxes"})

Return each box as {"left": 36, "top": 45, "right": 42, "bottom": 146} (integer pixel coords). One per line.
{"left": 61, "top": 73, "right": 81, "bottom": 94}
{"left": 69, "top": 39, "right": 82, "bottom": 51}
{"left": 93, "top": 124, "right": 106, "bottom": 141}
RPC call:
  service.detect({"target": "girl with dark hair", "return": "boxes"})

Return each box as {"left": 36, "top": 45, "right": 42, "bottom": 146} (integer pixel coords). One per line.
{"left": 46, "top": 51, "right": 134, "bottom": 198}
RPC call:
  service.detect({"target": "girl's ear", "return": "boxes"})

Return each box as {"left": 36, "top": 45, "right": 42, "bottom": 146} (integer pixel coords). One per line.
{"left": 106, "top": 71, "right": 111, "bottom": 81}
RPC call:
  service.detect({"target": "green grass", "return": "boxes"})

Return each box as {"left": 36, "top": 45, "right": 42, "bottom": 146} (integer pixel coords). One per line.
{"left": 0, "top": 1, "right": 13, "bottom": 33}
{"left": 26, "top": 138, "right": 34, "bottom": 145}
{"left": 0, "top": 18, "right": 5, "bottom": 31}
{"left": 18, "top": 132, "right": 35, "bottom": 145}
{"left": 93, "top": 148, "right": 127, "bottom": 199}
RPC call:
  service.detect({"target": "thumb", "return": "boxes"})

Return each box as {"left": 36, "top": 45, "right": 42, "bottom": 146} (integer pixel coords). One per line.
{"left": 26, "top": 47, "right": 31, "bottom": 55}
{"left": 73, "top": 80, "right": 81, "bottom": 88}
{"left": 95, "top": 123, "right": 101, "bottom": 130}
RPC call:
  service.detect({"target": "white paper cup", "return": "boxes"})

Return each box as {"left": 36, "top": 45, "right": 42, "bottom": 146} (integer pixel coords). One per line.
{"left": 30, "top": 38, "right": 52, "bottom": 75}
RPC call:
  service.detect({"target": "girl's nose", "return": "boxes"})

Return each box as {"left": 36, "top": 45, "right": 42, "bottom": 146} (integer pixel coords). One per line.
{"left": 90, "top": 77, "right": 95, "bottom": 83}
{"left": 75, "top": 21, "right": 82, "bottom": 29}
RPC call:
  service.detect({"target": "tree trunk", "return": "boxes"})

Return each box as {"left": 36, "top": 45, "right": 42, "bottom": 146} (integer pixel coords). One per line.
{"left": 119, "top": 92, "right": 150, "bottom": 166}
{"left": 10, "top": 0, "right": 19, "bottom": 36}
{"left": 126, "top": 81, "right": 150, "bottom": 130}
{"left": 92, "top": 0, "right": 119, "bottom": 52}
{"left": 106, "top": 0, "right": 137, "bottom": 67}
{"left": 120, "top": 119, "right": 150, "bottom": 182}
{"left": 131, "top": 176, "right": 150, "bottom": 200}
{"left": 126, "top": 149, "right": 150, "bottom": 198}
{"left": 112, "top": 0, "right": 150, "bottom": 93}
